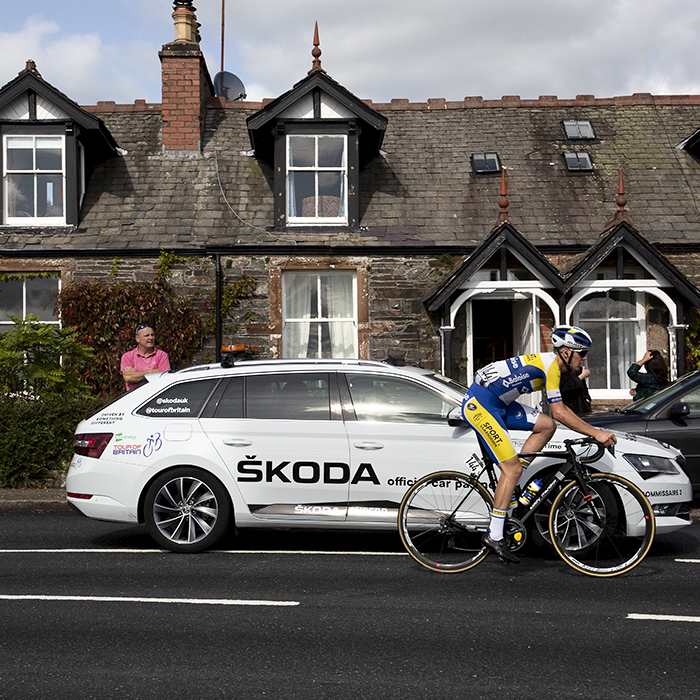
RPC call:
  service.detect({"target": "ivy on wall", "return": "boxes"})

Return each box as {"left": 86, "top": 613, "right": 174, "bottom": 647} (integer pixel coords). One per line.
{"left": 56, "top": 251, "right": 256, "bottom": 397}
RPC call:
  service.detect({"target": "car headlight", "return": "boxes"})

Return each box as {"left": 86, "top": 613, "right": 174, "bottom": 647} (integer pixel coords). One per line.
{"left": 623, "top": 454, "right": 680, "bottom": 479}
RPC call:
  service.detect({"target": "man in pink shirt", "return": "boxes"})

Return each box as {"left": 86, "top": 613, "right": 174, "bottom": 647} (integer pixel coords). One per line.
{"left": 120, "top": 324, "right": 171, "bottom": 391}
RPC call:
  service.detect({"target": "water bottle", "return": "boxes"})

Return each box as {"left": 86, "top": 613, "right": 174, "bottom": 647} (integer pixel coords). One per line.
{"left": 518, "top": 478, "right": 543, "bottom": 506}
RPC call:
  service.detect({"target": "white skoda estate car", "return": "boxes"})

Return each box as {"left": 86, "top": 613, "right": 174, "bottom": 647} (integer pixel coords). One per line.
{"left": 67, "top": 359, "right": 693, "bottom": 552}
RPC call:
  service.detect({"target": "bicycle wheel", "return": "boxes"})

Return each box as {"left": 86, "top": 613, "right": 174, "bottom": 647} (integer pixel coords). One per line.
{"left": 398, "top": 471, "right": 493, "bottom": 573}
{"left": 548, "top": 473, "right": 655, "bottom": 577}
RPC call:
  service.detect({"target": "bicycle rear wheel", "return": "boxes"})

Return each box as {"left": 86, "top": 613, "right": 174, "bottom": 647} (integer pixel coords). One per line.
{"left": 398, "top": 471, "right": 493, "bottom": 573}
{"left": 548, "top": 473, "right": 655, "bottom": 577}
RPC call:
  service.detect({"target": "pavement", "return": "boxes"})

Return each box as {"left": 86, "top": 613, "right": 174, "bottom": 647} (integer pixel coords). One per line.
{"left": 1, "top": 487, "right": 699, "bottom": 519}
{"left": 0, "top": 488, "right": 71, "bottom": 512}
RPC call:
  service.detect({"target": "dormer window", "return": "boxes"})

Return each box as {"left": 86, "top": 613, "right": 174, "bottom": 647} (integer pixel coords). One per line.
{"left": 247, "top": 69, "right": 386, "bottom": 230}
{"left": 565, "top": 152, "right": 593, "bottom": 171}
{"left": 0, "top": 65, "right": 117, "bottom": 227}
{"left": 563, "top": 120, "right": 595, "bottom": 139}
{"left": 3, "top": 134, "right": 65, "bottom": 224}
{"left": 287, "top": 134, "right": 347, "bottom": 224}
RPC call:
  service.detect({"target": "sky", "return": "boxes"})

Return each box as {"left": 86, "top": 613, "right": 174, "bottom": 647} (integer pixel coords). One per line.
{"left": 1, "top": 0, "right": 699, "bottom": 106}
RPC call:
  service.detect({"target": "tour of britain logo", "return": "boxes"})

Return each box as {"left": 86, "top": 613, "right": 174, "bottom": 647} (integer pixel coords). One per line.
{"left": 466, "top": 402, "right": 477, "bottom": 412}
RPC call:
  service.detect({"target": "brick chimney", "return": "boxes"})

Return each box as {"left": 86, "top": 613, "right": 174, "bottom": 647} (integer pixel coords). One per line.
{"left": 158, "top": 1, "right": 214, "bottom": 155}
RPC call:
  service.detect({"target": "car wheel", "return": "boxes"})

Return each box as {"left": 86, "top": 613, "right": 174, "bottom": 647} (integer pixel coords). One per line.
{"left": 144, "top": 467, "right": 231, "bottom": 553}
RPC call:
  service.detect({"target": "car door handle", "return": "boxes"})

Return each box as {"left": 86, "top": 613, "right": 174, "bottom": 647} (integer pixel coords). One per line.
{"left": 222, "top": 438, "right": 253, "bottom": 447}
{"left": 353, "top": 441, "right": 384, "bottom": 450}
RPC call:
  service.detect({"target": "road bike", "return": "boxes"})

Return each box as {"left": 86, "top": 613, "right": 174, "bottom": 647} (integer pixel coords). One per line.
{"left": 397, "top": 436, "right": 655, "bottom": 577}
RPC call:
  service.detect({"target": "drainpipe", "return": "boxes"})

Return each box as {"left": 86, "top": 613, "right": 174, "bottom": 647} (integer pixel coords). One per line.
{"left": 215, "top": 254, "right": 223, "bottom": 362}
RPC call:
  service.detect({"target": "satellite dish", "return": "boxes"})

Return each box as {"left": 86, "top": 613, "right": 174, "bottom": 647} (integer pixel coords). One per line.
{"left": 214, "top": 71, "right": 246, "bottom": 101}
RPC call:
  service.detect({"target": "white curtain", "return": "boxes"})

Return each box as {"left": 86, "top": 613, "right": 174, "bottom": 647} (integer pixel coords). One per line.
{"left": 283, "top": 273, "right": 314, "bottom": 357}
{"left": 325, "top": 273, "right": 356, "bottom": 357}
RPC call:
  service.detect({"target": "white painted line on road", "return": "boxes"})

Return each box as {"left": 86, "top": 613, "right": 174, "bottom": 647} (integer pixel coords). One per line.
{"left": 675, "top": 558, "right": 700, "bottom": 563}
{"left": 0, "top": 594, "right": 299, "bottom": 607}
{"left": 0, "top": 548, "right": 407, "bottom": 555}
{"left": 628, "top": 613, "right": 700, "bottom": 623}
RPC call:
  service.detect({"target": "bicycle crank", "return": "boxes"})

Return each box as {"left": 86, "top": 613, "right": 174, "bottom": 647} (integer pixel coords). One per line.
{"left": 505, "top": 517, "right": 527, "bottom": 552}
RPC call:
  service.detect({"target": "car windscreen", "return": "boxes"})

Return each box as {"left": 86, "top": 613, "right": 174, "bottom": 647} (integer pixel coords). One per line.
{"left": 620, "top": 370, "right": 700, "bottom": 414}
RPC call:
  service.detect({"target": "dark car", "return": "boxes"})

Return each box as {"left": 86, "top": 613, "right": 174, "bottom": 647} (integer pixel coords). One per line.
{"left": 588, "top": 369, "right": 700, "bottom": 493}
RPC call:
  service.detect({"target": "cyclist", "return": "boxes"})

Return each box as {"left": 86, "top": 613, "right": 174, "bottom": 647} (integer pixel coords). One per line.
{"left": 461, "top": 325, "right": 616, "bottom": 563}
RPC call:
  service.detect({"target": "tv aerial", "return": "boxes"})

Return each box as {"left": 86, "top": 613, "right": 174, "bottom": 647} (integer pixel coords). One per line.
{"left": 214, "top": 0, "right": 246, "bottom": 101}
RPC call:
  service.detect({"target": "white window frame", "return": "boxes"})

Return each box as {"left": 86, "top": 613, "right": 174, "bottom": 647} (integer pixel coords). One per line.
{"left": 572, "top": 287, "right": 645, "bottom": 398}
{"left": 0, "top": 274, "right": 61, "bottom": 331}
{"left": 564, "top": 151, "right": 593, "bottom": 171}
{"left": 563, "top": 120, "right": 595, "bottom": 139}
{"left": 2, "top": 134, "right": 66, "bottom": 225}
{"left": 282, "top": 270, "right": 357, "bottom": 358}
{"left": 286, "top": 134, "right": 348, "bottom": 225}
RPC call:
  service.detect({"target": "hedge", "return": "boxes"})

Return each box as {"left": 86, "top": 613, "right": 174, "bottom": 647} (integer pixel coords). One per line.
{"left": 0, "top": 394, "right": 103, "bottom": 487}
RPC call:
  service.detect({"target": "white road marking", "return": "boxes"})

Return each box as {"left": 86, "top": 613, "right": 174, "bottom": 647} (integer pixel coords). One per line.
{"left": 675, "top": 558, "right": 700, "bottom": 563}
{"left": 628, "top": 613, "right": 700, "bottom": 623}
{"left": 0, "top": 548, "right": 407, "bottom": 555}
{"left": 0, "top": 594, "right": 299, "bottom": 607}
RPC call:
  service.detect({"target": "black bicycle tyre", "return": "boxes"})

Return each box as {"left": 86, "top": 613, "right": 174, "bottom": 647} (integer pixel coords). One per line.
{"left": 398, "top": 470, "right": 493, "bottom": 573}
{"left": 548, "top": 473, "right": 655, "bottom": 577}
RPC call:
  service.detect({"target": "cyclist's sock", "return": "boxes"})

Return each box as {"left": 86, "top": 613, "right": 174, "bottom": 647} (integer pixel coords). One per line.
{"left": 488, "top": 508, "right": 508, "bottom": 541}
{"left": 519, "top": 456, "right": 532, "bottom": 470}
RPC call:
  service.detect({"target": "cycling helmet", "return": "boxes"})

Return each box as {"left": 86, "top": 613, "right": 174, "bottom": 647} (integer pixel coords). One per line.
{"left": 551, "top": 325, "right": 592, "bottom": 352}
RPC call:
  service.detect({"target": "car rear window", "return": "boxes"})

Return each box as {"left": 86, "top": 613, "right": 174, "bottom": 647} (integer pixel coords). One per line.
{"left": 136, "top": 379, "right": 219, "bottom": 418}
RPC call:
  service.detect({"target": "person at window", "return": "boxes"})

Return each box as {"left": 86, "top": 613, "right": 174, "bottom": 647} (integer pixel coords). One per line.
{"left": 120, "top": 323, "right": 170, "bottom": 391}
{"left": 559, "top": 364, "right": 592, "bottom": 415}
{"left": 627, "top": 350, "right": 669, "bottom": 402}
{"left": 461, "top": 325, "right": 615, "bottom": 564}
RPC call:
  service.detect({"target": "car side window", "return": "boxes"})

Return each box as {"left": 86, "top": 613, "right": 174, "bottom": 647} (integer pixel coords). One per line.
{"left": 246, "top": 373, "right": 331, "bottom": 420}
{"left": 136, "top": 379, "right": 219, "bottom": 418}
{"left": 679, "top": 387, "right": 700, "bottom": 417}
{"left": 346, "top": 374, "right": 457, "bottom": 424}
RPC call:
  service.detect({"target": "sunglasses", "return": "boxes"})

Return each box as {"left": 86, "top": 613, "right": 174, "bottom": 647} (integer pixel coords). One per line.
{"left": 576, "top": 350, "right": 588, "bottom": 359}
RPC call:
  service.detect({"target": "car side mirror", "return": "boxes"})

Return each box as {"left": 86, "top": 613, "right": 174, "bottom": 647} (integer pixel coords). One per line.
{"left": 447, "top": 406, "right": 467, "bottom": 427}
{"left": 669, "top": 402, "right": 690, "bottom": 419}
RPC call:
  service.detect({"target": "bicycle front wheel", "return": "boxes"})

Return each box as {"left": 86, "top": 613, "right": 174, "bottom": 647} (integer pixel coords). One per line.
{"left": 398, "top": 471, "right": 493, "bottom": 573}
{"left": 549, "top": 473, "right": 655, "bottom": 577}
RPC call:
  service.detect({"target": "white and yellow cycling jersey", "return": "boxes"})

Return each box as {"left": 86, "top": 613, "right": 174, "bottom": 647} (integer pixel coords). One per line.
{"left": 473, "top": 352, "right": 564, "bottom": 406}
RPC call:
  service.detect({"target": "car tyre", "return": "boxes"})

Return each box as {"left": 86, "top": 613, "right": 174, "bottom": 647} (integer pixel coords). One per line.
{"left": 144, "top": 467, "right": 231, "bottom": 553}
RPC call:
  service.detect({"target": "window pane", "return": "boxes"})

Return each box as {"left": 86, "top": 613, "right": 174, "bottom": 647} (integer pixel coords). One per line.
{"left": 0, "top": 279, "right": 23, "bottom": 318}
{"left": 246, "top": 373, "right": 330, "bottom": 420}
{"left": 37, "top": 174, "right": 63, "bottom": 217}
{"left": 347, "top": 374, "right": 456, "bottom": 424}
{"left": 577, "top": 293, "right": 606, "bottom": 319}
{"left": 584, "top": 321, "right": 607, "bottom": 390}
{"left": 565, "top": 152, "right": 580, "bottom": 169}
{"left": 26, "top": 277, "right": 59, "bottom": 321}
{"left": 284, "top": 322, "right": 316, "bottom": 358}
{"left": 35, "top": 138, "right": 63, "bottom": 170}
{"left": 318, "top": 136, "right": 344, "bottom": 167}
{"left": 578, "top": 153, "right": 593, "bottom": 169}
{"left": 610, "top": 321, "right": 636, "bottom": 389}
{"left": 317, "top": 172, "right": 342, "bottom": 217}
{"left": 320, "top": 273, "right": 353, "bottom": 318}
{"left": 136, "top": 379, "right": 219, "bottom": 418}
{"left": 6, "top": 138, "right": 34, "bottom": 170}
{"left": 609, "top": 290, "right": 635, "bottom": 318}
{"left": 7, "top": 174, "right": 34, "bottom": 217}
{"left": 485, "top": 153, "right": 499, "bottom": 171}
{"left": 212, "top": 377, "right": 244, "bottom": 418}
{"left": 564, "top": 121, "right": 579, "bottom": 138}
{"left": 289, "top": 136, "right": 315, "bottom": 167}
{"left": 578, "top": 122, "right": 595, "bottom": 139}
{"left": 289, "top": 171, "right": 315, "bottom": 217}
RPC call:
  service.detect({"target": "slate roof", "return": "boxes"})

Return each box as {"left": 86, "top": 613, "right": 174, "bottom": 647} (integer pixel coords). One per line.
{"left": 1, "top": 92, "right": 699, "bottom": 253}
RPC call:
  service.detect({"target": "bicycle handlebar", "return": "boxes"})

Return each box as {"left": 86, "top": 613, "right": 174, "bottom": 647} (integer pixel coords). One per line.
{"left": 520, "top": 436, "right": 611, "bottom": 464}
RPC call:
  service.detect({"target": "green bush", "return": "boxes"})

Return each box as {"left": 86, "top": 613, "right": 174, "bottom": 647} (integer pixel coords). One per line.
{"left": 0, "top": 394, "right": 103, "bottom": 486}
